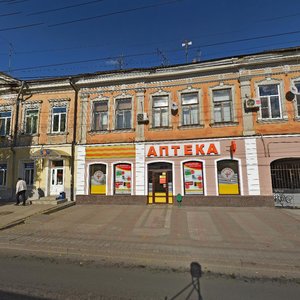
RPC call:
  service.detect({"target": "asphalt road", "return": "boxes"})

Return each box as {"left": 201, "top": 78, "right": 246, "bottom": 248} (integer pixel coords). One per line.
{"left": 0, "top": 255, "right": 299, "bottom": 300}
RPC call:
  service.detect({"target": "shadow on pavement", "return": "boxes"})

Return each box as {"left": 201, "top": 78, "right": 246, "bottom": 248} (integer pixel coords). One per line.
{"left": 0, "top": 290, "right": 50, "bottom": 300}
{"left": 165, "top": 262, "right": 203, "bottom": 300}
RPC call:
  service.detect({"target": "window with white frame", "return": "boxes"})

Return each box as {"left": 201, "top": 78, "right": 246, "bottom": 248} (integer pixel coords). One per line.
{"left": 152, "top": 95, "right": 169, "bottom": 127}
{"left": 294, "top": 82, "right": 300, "bottom": 117}
{"left": 0, "top": 111, "right": 11, "bottom": 136}
{"left": 92, "top": 101, "right": 108, "bottom": 131}
{"left": 115, "top": 98, "right": 132, "bottom": 130}
{"left": 258, "top": 84, "right": 281, "bottom": 119}
{"left": 212, "top": 89, "right": 233, "bottom": 123}
{"left": 52, "top": 106, "right": 66, "bottom": 133}
{"left": 24, "top": 162, "right": 34, "bottom": 185}
{"left": 0, "top": 163, "right": 7, "bottom": 186}
{"left": 181, "top": 92, "right": 199, "bottom": 125}
{"left": 25, "top": 109, "right": 38, "bottom": 134}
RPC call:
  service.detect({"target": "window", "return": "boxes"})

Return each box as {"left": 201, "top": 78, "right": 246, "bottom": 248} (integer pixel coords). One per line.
{"left": 52, "top": 107, "right": 66, "bottom": 133}
{"left": 183, "top": 161, "right": 204, "bottom": 195}
{"left": 213, "top": 89, "right": 233, "bottom": 123}
{"left": 0, "top": 111, "right": 11, "bottom": 136}
{"left": 115, "top": 98, "right": 132, "bottom": 130}
{"left": 217, "top": 160, "right": 240, "bottom": 195}
{"left": 153, "top": 95, "right": 169, "bottom": 127}
{"left": 93, "top": 101, "right": 108, "bottom": 131}
{"left": 271, "top": 159, "right": 300, "bottom": 193}
{"left": 258, "top": 84, "right": 281, "bottom": 119}
{"left": 114, "top": 163, "right": 131, "bottom": 195}
{"left": 90, "top": 164, "right": 107, "bottom": 195}
{"left": 294, "top": 82, "right": 300, "bottom": 117}
{"left": 24, "top": 162, "right": 34, "bottom": 185}
{"left": 181, "top": 93, "right": 199, "bottom": 125}
{"left": 0, "top": 163, "right": 7, "bottom": 186}
{"left": 25, "top": 109, "right": 38, "bottom": 134}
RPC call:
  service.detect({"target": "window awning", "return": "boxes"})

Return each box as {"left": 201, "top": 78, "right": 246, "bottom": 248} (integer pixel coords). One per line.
{"left": 30, "top": 149, "right": 70, "bottom": 160}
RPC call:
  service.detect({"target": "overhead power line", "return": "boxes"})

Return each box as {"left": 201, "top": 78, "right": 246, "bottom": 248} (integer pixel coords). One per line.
{"left": 0, "top": 11, "right": 21, "bottom": 17}
{"left": 28, "top": 0, "right": 105, "bottom": 16}
{"left": 48, "top": 0, "right": 183, "bottom": 27}
{"left": 0, "top": 22, "right": 43, "bottom": 32}
{"left": 5, "top": 27, "right": 300, "bottom": 73}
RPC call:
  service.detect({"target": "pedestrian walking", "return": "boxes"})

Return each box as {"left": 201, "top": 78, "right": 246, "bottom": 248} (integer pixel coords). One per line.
{"left": 15, "top": 178, "right": 27, "bottom": 206}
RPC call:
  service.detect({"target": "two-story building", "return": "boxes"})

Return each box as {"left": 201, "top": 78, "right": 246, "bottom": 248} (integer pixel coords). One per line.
{"left": 1, "top": 47, "right": 300, "bottom": 205}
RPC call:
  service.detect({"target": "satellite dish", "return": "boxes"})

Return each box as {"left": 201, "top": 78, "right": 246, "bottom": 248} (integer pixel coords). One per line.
{"left": 286, "top": 91, "right": 295, "bottom": 101}
{"left": 290, "top": 85, "right": 300, "bottom": 95}
{"left": 171, "top": 103, "right": 178, "bottom": 111}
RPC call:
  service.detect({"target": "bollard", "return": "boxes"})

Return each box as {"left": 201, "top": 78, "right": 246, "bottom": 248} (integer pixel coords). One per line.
{"left": 176, "top": 193, "right": 183, "bottom": 207}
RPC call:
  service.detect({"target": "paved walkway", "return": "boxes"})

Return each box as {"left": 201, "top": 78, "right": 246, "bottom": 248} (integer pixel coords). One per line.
{"left": 0, "top": 202, "right": 74, "bottom": 230}
{"left": 0, "top": 204, "right": 299, "bottom": 279}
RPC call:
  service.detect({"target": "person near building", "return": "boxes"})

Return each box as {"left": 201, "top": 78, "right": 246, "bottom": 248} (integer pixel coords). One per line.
{"left": 15, "top": 178, "right": 27, "bottom": 206}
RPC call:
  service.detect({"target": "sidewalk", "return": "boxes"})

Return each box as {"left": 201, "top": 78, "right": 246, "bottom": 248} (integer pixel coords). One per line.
{"left": 0, "top": 201, "right": 75, "bottom": 230}
{"left": 0, "top": 204, "right": 299, "bottom": 279}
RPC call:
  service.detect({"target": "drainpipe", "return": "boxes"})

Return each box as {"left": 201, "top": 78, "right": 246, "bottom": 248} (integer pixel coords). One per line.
{"left": 69, "top": 78, "right": 79, "bottom": 202}
{"left": 10, "top": 81, "right": 26, "bottom": 199}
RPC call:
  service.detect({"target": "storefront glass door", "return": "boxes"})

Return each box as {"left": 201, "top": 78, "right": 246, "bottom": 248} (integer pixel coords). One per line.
{"left": 148, "top": 162, "right": 173, "bottom": 204}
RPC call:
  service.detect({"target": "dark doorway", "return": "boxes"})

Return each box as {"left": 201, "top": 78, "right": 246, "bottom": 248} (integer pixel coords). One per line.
{"left": 148, "top": 162, "right": 173, "bottom": 204}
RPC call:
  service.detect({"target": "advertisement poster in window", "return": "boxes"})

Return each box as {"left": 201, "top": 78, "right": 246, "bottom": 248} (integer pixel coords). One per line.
{"left": 183, "top": 162, "right": 204, "bottom": 194}
{"left": 91, "top": 169, "right": 106, "bottom": 194}
{"left": 115, "top": 164, "right": 131, "bottom": 194}
{"left": 218, "top": 166, "right": 239, "bottom": 195}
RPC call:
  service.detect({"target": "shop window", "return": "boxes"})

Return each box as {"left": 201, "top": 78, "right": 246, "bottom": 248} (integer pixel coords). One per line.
{"left": 213, "top": 89, "right": 233, "bottom": 123}
{"left": 217, "top": 160, "right": 240, "bottom": 195}
{"left": 115, "top": 98, "right": 132, "bottom": 130}
{"left": 258, "top": 84, "right": 282, "bottom": 119}
{"left": 181, "top": 93, "right": 199, "bottom": 125}
{"left": 90, "top": 164, "right": 106, "bottom": 195}
{"left": 114, "top": 163, "right": 131, "bottom": 195}
{"left": 0, "top": 111, "right": 11, "bottom": 136}
{"left": 183, "top": 161, "right": 204, "bottom": 195}
{"left": 152, "top": 95, "right": 169, "bottom": 127}
{"left": 24, "top": 162, "right": 34, "bottom": 186}
{"left": 25, "top": 109, "right": 38, "bottom": 134}
{"left": 271, "top": 158, "right": 300, "bottom": 193}
{"left": 52, "top": 106, "right": 66, "bottom": 133}
{"left": 92, "top": 101, "right": 108, "bottom": 131}
{"left": 0, "top": 163, "right": 7, "bottom": 186}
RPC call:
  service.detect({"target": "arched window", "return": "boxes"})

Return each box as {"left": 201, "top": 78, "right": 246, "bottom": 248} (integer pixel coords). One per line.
{"left": 271, "top": 158, "right": 300, "bottom": 193}
{"left": 183, "top": 161, "right": 204, "bottom": 195}
{"left": 90, "top": 164, "right": 106, "bottom": 195}
{"left": 114, "top": 163, "right": 132, "bottom": 195}
{"left": 217, "top": 160, "right": 240, "bottom": 195}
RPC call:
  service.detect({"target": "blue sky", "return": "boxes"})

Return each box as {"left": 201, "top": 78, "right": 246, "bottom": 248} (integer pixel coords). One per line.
{"left": 1, "top": 0, "right": 300, "bottom": 79}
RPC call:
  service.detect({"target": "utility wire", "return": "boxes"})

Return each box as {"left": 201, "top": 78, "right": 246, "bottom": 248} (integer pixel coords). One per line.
{"left": 28, "top": 0, "right": 105, "bottom": 16}
{"left": 0, "top": 22, "right": 43, "bottom": 32}
{"left": 0, "top": 11, "right": 21, "bottom": 17}
{"left": 5, "top": 27, "right": 300, "bottom": 73}
{"left": 48, "top": 0, "right": 183, "bottom": 27}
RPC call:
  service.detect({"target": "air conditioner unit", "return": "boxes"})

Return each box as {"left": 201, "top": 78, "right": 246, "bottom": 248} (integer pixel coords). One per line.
{"left": 137, "top": 113, "right": 148, "bottom": 123}
{"left": 245, "top": 98, "right": 260, "bottom": 109}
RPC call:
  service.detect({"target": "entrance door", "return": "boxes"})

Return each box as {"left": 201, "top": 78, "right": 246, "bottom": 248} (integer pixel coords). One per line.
{"left": 50, "top": 160, "right": 64, "bottom": 195}
{"left": 148, "top": 162, "right": 173, "bottom": 204}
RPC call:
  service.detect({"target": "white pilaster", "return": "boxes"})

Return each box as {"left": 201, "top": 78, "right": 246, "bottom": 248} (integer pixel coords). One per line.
{"left": 76, "top": 146, "right": 86, "bottom": 195}
{"left": 135, "top": 143, "right": 145, "bottom": 195}
{"left": 245, "top": 138, "right": 260, "bottom": 195}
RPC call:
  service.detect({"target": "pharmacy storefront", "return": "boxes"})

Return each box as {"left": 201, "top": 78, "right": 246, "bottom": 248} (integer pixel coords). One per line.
{"left": 145, "top": 141, "right": 242, "bottom": 204}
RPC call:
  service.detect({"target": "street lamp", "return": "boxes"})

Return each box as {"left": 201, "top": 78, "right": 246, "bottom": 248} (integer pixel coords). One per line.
{"left": 182, "top": 40, "right": 192, "bottom": 64}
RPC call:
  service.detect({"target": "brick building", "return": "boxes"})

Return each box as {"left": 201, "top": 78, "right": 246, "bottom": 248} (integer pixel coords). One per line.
{"left": 1, "top": 47, "right": 300, "bottom": 205}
